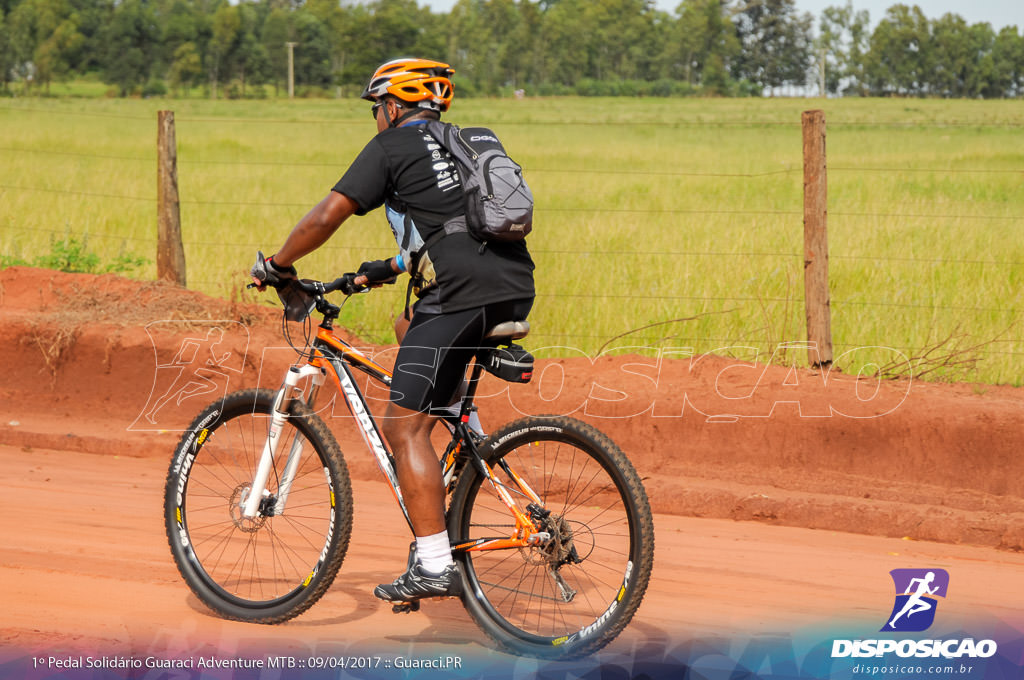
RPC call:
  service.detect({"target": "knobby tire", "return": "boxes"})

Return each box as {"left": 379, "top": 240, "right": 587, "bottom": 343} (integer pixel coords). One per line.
{"left": 448, "top": 415, "right": 654, "bottom": 659}
{"left": 164, "top": 388, "right": 353, "bottom": 623}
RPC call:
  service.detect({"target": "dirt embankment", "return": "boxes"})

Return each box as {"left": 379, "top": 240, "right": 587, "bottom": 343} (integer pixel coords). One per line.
{"left": 2, "top": 266, "right": 1022, "bottom": 549}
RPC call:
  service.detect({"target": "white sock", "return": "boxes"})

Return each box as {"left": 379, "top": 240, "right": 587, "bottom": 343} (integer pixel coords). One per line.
{"left": 416, "top": 531, "right": 454, "bottom": 574}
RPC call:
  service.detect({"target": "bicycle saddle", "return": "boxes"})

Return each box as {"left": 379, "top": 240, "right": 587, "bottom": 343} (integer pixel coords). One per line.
{"left": 484, "top": 320, "right": 530, "bottom": 343}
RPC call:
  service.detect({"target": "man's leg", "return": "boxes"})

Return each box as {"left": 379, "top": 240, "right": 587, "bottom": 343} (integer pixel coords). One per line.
{"left": 394, "top": 308, "right": 412, "bottom": 343}
{"left": 380, "top": 401, "right": 446, "bottom": 537}
{"left": 394, "top": 308, "right": 484, "bottom": 435}
{"left": 373, "top": 392, "right": 461, "bottom": 602}
{"left": 373, "top": 307, "right": 488, "bottom": 602}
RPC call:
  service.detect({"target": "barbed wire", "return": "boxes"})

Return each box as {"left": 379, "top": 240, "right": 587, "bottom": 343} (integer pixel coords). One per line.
{"left": 3, "top": 107, "right": 1020, "bottom": 374}
{"left": 4, "top": 104, "right": 1024, "bottom": 129}
{"left": 831, "top": 254, "right": 1024, "bottom": 266}
{"left": 832, "top": 300, "right": 1021, "bottom": 314}
{"left": 0, "top": 105, "right": 152, "bottom": 120}
{"left": 4, "top": 146, "right": 1023, "bottom": 178}
{"left": 830, "top": 210, "right": 1019, "bottom": 221}
{"left": 0, "top": 146, "right": 155, "bottom": 162}
{"left": 832, "top": 341, "right": 1023, "bottom": 357}
{"left": 8, "top": 225, "right": 1024, "bottom": 268}
{"left": 7, "top": 184, "right": 1015, "bottom": 221}
{"left": 830, "top": 166, "right": 1024, "bottom": 175}
{"left": 0, "top": 183, "right": 153, "bottom": 202}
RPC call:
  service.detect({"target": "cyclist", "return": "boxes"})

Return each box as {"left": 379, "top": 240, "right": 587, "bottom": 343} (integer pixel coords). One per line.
{"left": 251, "top": 58, "right": 534, "bottom": 604}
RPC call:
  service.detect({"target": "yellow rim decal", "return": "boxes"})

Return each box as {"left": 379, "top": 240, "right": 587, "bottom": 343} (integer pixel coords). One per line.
{"left": 303, "top": 571, "right": 315, "bottom": 587}
{"left": 552, "top": 636, "right": 568, "bottom": 646}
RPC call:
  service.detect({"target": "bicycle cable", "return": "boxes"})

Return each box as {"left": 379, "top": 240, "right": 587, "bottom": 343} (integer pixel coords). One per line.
{"left": 279, "top": 285, "right": 355, "bottom": 362}
{"left": 280, "top": 309, "right": 313, "bottom": 360}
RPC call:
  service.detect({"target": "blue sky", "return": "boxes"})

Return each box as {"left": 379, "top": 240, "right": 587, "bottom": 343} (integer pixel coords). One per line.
{"left": 420, "top": 1, "right": 1024, "bottom": 31}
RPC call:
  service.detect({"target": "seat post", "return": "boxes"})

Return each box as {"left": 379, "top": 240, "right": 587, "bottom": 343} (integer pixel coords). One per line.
{"left": 459, "top": 356, "right": 487, "bottom": 423}
{"left": 459, "top": 318, "right": 529, "bottom": 426}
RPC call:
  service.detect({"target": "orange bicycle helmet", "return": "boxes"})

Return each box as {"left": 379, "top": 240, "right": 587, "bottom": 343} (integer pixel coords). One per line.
{"left": 361, "top": 58, "right": 455, "bottom": 112}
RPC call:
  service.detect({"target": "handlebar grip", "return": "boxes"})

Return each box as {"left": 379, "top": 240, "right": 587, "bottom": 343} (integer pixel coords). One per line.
{"left": 324, "top": 273, "right": 367, "bottom": 296}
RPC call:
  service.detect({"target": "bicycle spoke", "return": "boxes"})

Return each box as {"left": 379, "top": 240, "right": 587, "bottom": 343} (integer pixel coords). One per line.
{"left": 177, "top": 405, "right": 338, "bottom": 604}
{"left": 455, "top": 419, "right": 651, "bottom": 653}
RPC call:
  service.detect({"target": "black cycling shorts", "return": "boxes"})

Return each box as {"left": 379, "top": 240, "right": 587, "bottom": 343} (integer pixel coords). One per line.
{"left": 389, "top": 298, "right": 533, "bottom": 414}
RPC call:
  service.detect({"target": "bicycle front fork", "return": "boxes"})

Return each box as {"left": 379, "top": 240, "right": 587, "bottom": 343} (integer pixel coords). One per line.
{"left": 241, "top": 364, "right": 325, "bottom": 519}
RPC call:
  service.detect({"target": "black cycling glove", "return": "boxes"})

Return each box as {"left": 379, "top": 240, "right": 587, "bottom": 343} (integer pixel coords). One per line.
{"left": 250, "top": 250, "right": 296, "bottom": 289}
{"left": 357, "top": 258, "right": 397, "bottom": 285}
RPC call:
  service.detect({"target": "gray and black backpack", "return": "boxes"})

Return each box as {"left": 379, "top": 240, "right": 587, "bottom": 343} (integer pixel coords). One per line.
{"left": 424, "top": 120, "right": 533, "bottom": 243}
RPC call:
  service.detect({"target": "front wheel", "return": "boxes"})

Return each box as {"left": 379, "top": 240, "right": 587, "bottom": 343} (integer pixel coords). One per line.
{"left": 164, "top": 388, "right": 353, "bottom": 623}
{"left": 448, "top": 416, "right": 654, "bottom": 659}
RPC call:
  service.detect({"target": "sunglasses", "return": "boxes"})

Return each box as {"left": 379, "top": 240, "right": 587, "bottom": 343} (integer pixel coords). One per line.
{"left": 371, "top": 101, "right": 384, "bottom": 119}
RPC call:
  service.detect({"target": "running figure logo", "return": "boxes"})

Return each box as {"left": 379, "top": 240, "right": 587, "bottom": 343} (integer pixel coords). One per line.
{"left": 881, "top": 568, "right": 950, "bottom": 632}
{"left": 130, "top": 321, "right": 248, "bottom": 431}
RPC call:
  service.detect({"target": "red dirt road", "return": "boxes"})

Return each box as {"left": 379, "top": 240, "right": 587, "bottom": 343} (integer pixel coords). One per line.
{"left": 3, "top": 444, "right": 1023, "bottom": 662}
{"left": 1, "top": 267, "right": 1023, "bottom": 674}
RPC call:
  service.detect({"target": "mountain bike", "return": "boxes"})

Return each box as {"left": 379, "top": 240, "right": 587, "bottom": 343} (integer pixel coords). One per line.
{"left": 163, "top": 274, "right": 654, "bottom": 659}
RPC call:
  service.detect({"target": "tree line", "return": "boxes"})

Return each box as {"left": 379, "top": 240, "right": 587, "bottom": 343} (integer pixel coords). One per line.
{"left": 1, "top": 0, "right": 1021, "bottom": 98}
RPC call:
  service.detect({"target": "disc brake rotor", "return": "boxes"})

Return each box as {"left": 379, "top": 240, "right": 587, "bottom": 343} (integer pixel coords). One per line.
{"left": 229, "top": 483, "right": 268, "bottom": 533}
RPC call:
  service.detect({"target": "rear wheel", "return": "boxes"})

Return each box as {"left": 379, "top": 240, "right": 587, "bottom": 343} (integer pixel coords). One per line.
{"left": 164, "top": 388, "right": 353, "bottom": 623}
{"left": 448, "top": 416, "right": 654, "bottom": 659}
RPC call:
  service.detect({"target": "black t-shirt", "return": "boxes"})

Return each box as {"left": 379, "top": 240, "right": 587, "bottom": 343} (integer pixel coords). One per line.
{"left": 332, "top": 121, "right": 535, "bottom": 314}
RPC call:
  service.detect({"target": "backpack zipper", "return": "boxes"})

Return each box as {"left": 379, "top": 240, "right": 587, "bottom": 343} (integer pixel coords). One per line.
{"left": 455, "top": 126, "right": 479, "bottom": 161}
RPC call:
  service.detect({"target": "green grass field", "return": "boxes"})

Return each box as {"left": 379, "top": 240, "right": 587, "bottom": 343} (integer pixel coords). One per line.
{"left": 1, "top": 95, "right": 1021, "bottom": 384}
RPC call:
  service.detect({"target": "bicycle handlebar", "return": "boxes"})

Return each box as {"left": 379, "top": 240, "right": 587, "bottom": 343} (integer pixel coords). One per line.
{"left": 248, "top": 259, "right": 372, "bottom": 325}
{"left": 247, "top": 273, "right": 367, "bottom": 297}
{"left": 293, "top": 274, "right": 367, "bottom": 297}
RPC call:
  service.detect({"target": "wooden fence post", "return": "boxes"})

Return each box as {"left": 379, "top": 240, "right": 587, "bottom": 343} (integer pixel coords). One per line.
{"left": 157, "top": 110, "right": 186, "bottom": 286}
{"left": 802, "top": 109, "right": 832, "bottom": 368}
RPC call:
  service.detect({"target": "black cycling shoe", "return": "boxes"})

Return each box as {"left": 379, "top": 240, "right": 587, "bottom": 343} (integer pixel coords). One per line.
{"left": 373, "top": 561, "right": 462, "bottom": 603}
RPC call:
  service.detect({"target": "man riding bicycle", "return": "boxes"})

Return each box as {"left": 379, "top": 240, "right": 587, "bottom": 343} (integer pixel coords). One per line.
{"left": 251, "top": 58, "right": 535, "bottom": 603}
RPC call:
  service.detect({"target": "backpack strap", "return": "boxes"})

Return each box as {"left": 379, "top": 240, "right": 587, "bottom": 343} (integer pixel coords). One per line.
{"left": 425, "top": 120, "right": 477, "bottom": 173}
{"left": 423, "top": 120, "right": 455, "bottom": 153}
{"left": 402, "top": 215, "right": 470, "bottom": 319}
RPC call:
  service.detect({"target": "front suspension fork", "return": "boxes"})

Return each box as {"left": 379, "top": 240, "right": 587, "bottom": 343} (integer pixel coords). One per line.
{"left": 241, "top": 364, "right": 324, "bottom": 519}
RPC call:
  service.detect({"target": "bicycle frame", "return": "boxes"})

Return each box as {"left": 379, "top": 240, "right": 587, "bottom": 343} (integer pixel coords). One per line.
{"left": 168, "top": 275, "right": 651, "bottom": 657}
{"left": 242, "top": 320, "right": 549, "bottom": 554}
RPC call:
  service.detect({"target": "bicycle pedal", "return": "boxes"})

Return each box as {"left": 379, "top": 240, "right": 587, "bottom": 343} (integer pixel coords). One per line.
{"left": 391, "top": 601, "right": 421, "bottom": 614}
